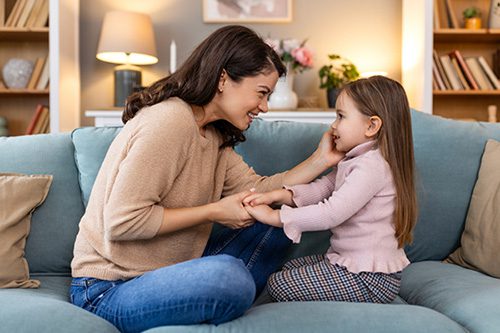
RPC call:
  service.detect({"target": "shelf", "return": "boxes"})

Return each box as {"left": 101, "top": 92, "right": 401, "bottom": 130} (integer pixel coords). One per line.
{"left": 0, "top": 27, "right": 49, "bottom": 41}
{"left": 433, "top": 90, "right": 500, "bottom": 96}
{"left": 434, "top": 29, "right": 500, "bottom": 43}
{"left": 0, "top": 89, "right": 50, "bottom": 95}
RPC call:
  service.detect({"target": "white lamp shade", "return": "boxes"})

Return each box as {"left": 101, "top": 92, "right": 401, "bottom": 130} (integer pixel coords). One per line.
{"left": 96, "top": 11, "right": 158, "bottom": 65}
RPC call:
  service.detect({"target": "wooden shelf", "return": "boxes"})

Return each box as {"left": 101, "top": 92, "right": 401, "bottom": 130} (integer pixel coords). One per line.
{"left": 434, "top": 29, "right": 500, "bottom": 43}
{"left": 0, "top": 27, "right": 49, "bottom": 41}
{"left": 433, "top": 90, "right": 500, "bottom": 96}
{"left": 0, "top": 89, "right": 49, "bottom": 95}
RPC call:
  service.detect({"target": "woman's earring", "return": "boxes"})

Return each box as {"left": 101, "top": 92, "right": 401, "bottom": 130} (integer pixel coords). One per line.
{"left": 218, "top": 87, "right": 223, "bottom": 93}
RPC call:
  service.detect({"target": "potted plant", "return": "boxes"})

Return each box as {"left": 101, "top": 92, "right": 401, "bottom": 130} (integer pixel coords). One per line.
{"left": 318, "top": 54, "right": 360, "bottom": 108}
{"left": 463, "top": 7, "right": 482, "bottom": 29}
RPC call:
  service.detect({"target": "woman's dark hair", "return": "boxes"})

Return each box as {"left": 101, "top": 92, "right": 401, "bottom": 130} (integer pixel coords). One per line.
{"left": 123, "top": 25, "right": 286, "bottom": 147}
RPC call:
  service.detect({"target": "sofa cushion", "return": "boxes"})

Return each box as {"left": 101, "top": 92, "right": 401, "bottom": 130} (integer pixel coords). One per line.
{"left": 0, "top": 275, "right": 119, "bottom": 333}
{"left": 145, "top": 301, "right": 466, "bottom": 333}
{"left": 406, "top": 112, "right": 500, "bottom": 262}
{"left": 446, "top": 140, "right": 500, "bottom": 278}
{"left": 71, "top": 127, "right": 122, "bottom": 207}
{"left": 0, "top": 134, "right": 85, "bottom": 275}
{"left": 0, "top": 174, "right": 52, "bottom": 288}
{"left": 400, "top": 261, "right": 500, "bottom": 333}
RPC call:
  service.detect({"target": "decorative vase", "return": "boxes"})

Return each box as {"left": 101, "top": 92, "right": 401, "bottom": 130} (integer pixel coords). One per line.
{"left": 268, "top": 72, "right": 298, "bottom": 110}
{"left": 327, "top": 88, "right": 339, "bottom": 108}
{"left": 464, "top": 17, "right": 482, "bottom": 29}
{"left": 2, "top": 58, "right": 34, "bottom": 89}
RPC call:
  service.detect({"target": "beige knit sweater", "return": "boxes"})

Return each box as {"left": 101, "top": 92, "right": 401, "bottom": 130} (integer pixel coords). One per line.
{"left": 71, "top": 98, "right": 285, "bottom": 280}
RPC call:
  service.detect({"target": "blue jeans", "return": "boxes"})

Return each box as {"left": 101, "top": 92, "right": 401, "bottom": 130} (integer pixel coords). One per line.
{"left": 69, "top": 222, "right": 290, "bottom": 332}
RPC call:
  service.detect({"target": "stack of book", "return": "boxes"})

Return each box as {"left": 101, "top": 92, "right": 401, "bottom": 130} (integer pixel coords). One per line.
{"left": 432, "top": 49, "right": 500, "bottom": 91}
{"left": 25, "top": 53, "right": 49, "bottom": 90}
{"left": 25, "top": 104, "right": 49, "bottom": 135}
{"left": 1, "top": 0, "right": 49, "bottom": 28}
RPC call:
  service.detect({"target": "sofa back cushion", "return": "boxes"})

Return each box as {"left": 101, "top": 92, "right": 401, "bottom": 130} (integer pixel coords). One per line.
{"left": 0, "top": 134, "right": 85, "bottom": 275}
{"left": 407, "top": 112, "right": 500, "bottom": 261}
{"left": 71, "top": 127, "right": 122, "bottom": 207}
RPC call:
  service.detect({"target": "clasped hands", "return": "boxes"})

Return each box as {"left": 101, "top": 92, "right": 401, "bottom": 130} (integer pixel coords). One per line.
{"left": 214, "top": 188, "right": 292, "bottom": 229}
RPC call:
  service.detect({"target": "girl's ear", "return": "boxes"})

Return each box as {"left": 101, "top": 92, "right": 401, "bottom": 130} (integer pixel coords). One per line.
{"left": 365, "top": 116, "right": 382, "bottom": 138}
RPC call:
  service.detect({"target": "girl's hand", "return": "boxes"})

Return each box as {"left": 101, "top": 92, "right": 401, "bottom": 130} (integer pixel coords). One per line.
{"left": 211, "top": 191, "right": 255, "bottom": 229}
{"left": 243, "top": 189, "right": 293, "bottom": 207}
{"left": 316, "top": 128, "right": 345, "bottom": 168}
{"left": 244, "top": 204, "right": 283, "bottom": 228}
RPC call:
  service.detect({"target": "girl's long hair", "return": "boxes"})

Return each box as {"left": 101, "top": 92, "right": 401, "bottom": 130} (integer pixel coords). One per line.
{"left": 341, "top": 76, "right": 417, "bottom": 248}
{"left": 123, "top": 25, "right": 286, "bottom": 148}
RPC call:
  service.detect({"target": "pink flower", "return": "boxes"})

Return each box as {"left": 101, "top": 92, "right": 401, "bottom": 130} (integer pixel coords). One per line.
{"left": 292, "top": 47, "right": 314, "bottom": 68}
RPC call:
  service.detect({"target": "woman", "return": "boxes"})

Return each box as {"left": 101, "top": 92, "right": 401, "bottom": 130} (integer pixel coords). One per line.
{"left": 70, "top": 25, "right": 343, "bottom": 332}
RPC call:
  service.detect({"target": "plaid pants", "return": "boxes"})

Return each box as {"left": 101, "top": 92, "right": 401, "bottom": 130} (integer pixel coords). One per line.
{"left": 267, "top": 255, "right": 401, "bottom": 303}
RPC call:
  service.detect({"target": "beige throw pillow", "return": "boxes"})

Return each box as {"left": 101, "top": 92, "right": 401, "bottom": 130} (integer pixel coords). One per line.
{"left": 446, "top": 140, "right": 500, "bottom": 277}
{"left": 0, "top": 173, "right": 52, "bottom": 288}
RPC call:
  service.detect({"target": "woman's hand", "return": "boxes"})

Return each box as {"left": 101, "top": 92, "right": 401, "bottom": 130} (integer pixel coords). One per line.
{"left": 316, "top": 128, "right": 345, "bottom": 168}
{"left": 210, "top": 191, "right": 256, "bottom": 229}
{"left": 244, "top": 204, "right": 283, "bottom": 228}
{"left": 243, "top": 189, "right": 294, "bottom": 207}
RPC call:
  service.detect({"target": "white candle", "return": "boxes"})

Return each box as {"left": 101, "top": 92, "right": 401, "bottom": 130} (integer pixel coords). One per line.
{"left": 170, "top": 40, "right": 177, "bottom": 74}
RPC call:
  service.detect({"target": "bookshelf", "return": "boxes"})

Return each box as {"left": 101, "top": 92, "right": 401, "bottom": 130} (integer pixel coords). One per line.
{"left": 0, "top": 0, "right": 80, "bottom": 136}
{"left": 402, "top": 0, "right": 500, "bottom": 122}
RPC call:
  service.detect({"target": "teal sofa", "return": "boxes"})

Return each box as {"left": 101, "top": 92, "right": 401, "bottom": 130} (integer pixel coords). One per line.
{"left": 1, "top": 110, "right": 499, "bottom": 333}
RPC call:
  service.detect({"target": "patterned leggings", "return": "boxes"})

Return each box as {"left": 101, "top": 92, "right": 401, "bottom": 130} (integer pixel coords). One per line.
{"left": 267, "top": 255, "right": 401, "bottom": 303}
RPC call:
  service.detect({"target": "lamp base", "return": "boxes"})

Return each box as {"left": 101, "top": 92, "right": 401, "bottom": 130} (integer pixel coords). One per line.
{"left": 114, "top": 64, "right": 142, "bottom": 107}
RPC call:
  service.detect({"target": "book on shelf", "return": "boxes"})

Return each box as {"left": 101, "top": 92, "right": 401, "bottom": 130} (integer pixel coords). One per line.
{"left": 493, "top": 49, "right": 500, "bottom": 78}
{"left": 0, "top": 0, "right": 4, "bottom": 27}
{"left": 435, "top": 0, "right": 451, "bottom": 29}
{"left": 432, "top": 61, "right": 446, "bottom": 90}
{"left": 477, "top": 56, "right": 500, "bottom": 89}
{"left": 35, "top": 52, "right": 49, "bottom": 90}
{"left": 25, "top": 104, "right": 45, "bottom": 135}
{"left": 32, "top": 0, "right": 48, "bottom": 28}
{"left": 440, "top": 55, "right": 463, "bottom": 90}
{"left": 450, "top": 57, "right": 470, "bottom": 90}
{"left": 26, "top": 56, "right": 45, "bottom": 89}
{"left": 25, "top": 0, "right": 44, "bottom": 27}
{"left": 489, "top": 0, "right": 500, "bottom": 29}
{"left": 433, "top": 0, "right": 440, "bottom": 29}
{"left": 444, "top": 0, "right": 459, "bottom": 28}
{"left": 433, "top": 50, "right": 452, "bottom": 89}
{"left": 465, "top": 57, "right": 494, "bottom": 90}
{"left": 449, "top": 50, "right": 479, "bottom": 90}
{"left": 16, "top": 0, "right": 36, "bottom": 28}
{"left": 5, "top": 0, "right": 24, "bottom": 26}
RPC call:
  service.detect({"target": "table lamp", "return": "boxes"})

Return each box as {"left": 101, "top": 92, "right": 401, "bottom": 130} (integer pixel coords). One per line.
{"left": 96, "top": 11, "right": 158, "bottom": 107}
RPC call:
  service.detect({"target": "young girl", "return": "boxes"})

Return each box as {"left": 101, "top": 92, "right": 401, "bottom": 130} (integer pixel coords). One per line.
{"left": 244, "top": 76, "right": 417, "bottom": 303}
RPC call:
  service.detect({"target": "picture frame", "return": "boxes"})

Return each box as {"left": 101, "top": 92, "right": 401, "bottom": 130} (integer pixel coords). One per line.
{"left": 203, "top": 0, "right": 292, "bottom": 23}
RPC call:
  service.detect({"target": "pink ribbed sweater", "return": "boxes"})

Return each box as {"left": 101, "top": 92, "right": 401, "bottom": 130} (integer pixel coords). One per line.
{"left": 280, "top": 141, "right": 410, "bottom": 274}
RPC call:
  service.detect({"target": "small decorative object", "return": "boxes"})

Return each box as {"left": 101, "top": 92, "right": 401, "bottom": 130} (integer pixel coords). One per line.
{"left": 203, "top": 0, "right": 292, "bottom": 23}
{"left": 2, "top": 58, "right": 34, "bottom": 89}
{"left": 489, "top": 0, "right": 500, "bottom": 29}
{"left": 265, "top": 37, "right": 314, "bottom": 109}
{"left": 318, "top": 54, "right": 360, "bottom": 108}
{"left": 463, "top": 7, "right": 482, "bottom": 29}
{"left": 0, "top": 116, "right": 8, "bottom": 136}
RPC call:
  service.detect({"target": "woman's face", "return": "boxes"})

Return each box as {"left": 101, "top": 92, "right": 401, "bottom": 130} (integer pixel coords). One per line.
{"left": 216, "top": 70, "right": 279, "bottom": 130}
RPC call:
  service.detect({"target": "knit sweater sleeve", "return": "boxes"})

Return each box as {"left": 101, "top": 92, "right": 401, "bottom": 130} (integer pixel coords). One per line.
{"left": 284, "top": 169, "right": 337, "bottom": 207}
{"left": 102, "top": 106, "right": 192, "bottom": 241}
{"left": 222, "top": 148, "right": 285, "bottom": 197}
{"left": 279, "top": 157, "right": 387, "bottom": 243}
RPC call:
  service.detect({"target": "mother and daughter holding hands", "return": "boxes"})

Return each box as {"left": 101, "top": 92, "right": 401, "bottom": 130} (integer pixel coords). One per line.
{"left": 70, "top": 25, "right": 417, "bottom": 333}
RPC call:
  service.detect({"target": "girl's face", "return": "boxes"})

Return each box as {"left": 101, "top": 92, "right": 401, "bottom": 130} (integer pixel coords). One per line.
{"left": 331, "top": 92, "right": 372, "bottom": 153}
{"left": 216, "top": 70, "right": 279, "bottom": 130}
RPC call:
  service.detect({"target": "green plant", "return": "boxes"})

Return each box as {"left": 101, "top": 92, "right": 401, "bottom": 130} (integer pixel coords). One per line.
{"left": 318, "top": 54, "right": 360, "bottom": 90}
{"left": 463, "top": 7, "right": 481, "bottom": 19}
